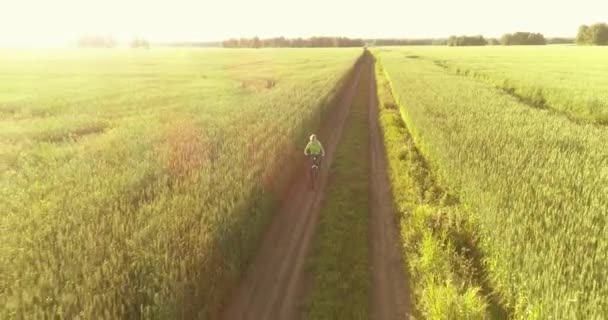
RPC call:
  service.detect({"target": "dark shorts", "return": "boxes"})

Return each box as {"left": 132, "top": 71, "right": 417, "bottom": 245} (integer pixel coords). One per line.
{"left": 309, "top": 155, "right": 322, "bottom": 167}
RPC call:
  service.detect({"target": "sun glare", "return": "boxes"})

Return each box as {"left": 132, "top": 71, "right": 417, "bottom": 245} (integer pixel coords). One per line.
{"left": 1, "top": 0, "right": 607, "bottom": 45}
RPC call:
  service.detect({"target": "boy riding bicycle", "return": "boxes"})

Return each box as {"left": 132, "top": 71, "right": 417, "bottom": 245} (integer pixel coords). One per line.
{"left": 304, "top": 134, "right": 325, "bottom": 167}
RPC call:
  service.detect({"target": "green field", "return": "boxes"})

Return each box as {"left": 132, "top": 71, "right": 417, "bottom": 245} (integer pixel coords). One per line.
{"left": 2, "top": 45, "right": 607, "bottom": 320}
{"left": 375, "top": 46, "right": 608, "bottom": 318}
{"left": 387, "top": 46, "right": 608, "bottom": 123}
{"left": 0, "top": 48, "right": 360, "bottom": 318}
{"left": 375, "top": 60, "right": 490, "bottom": 319}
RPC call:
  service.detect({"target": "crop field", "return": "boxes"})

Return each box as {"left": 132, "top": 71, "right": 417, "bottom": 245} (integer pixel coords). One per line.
{"left": 0, "top": 48, "right": 360, "bottom": 318}
{"left": 375, "top": 47, "right": 607, "bottom": 319}
{"left": 2, "top": 44, "right": 606, "bottom": 320}
{"left": 390, "top": 46, "right": 608, "bottom": 124}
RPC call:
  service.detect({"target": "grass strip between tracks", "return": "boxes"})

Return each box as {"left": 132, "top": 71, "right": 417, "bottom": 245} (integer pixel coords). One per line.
{"left": 305, "top": 57, "right": 372, "bottom": 320}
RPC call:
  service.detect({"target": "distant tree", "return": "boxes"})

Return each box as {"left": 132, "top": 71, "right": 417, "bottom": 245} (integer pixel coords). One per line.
{"left": 222, "top": 39, "right": 239, "bottom": 48}
{"left": 336, "top": 37, "right": 364, "bottom": 47}
{"left": 252, "top": 36, "right": 262, "bottom": 48}
{"left": 577, "top": 23, "right": 608, "bottom": 45}
{"left": 220, "top": 36, "right": 365, "bottom": 48}
{"left": 431, "top": 39, "right": 447, "bottom": 45}
{"left": 488, "top": 38, "right": 500, "bottom": 45}
{"left": 371, "top": 38, "right": 444, "bottom": 46}
{"left": 547, "top": 37, "right": 575, "bottom": 44}
{"left": 239, "top": 38, "right": 251, "bottom": 48}
{"left": 276, "top": 37, "right": 289, "bottom": 47}
{"left": 167, "top": 41, "right": 221, "bottom": 47}
{"left": 262, "top": 37, "right": 286, "bottom": 47}
{"left": 330, "top": 37, "right": 339, "bottom": 47}
{"left": 309, "top": 37, "right": 331, "bottom": 47}
{"left": 501, "top": 32, "right": 546, "bottom": 45}
{"left": 78, "top": 36, "right": 117, "bottom": 48}
{"left": 447, "top": 35, "right": 487, "bottom": 46}
{"left": 591, "top": 23, "right": 608, "bottom": 45}
{"left": 577, "top": 25, "right": 591, "bottom": 44}
{"left": 292, "top": 38, "right": 306, "bottom": 47}
{"left": 130, "top": 38, "right": 150, "bottom": 49}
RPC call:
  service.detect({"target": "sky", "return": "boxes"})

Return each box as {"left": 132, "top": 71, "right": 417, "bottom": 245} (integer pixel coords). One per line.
{"left": 0, "top": 0, "right": 606, "bottom": 46}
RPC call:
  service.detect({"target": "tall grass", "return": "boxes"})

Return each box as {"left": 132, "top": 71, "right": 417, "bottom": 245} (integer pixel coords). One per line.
{"left": 0, "top": 48, "right": 360, "bottom": 318}
{"left": 376, "top": 49, "right": 608, "bottom": 319}
{"left": 374, "top": 57, "right": 494, "bottom": 319}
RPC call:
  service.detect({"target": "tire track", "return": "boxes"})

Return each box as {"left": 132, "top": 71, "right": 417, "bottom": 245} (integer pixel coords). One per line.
{"left": 368, "top": 57, "right": 413, "bottom": 320}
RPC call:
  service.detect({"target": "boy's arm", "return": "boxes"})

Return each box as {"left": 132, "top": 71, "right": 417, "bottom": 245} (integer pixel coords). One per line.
{"left": 320, "top": 143, "right": 326, "bottom": 156}
{"left": 304, "top": 142, "right": 310, "bottom": 155}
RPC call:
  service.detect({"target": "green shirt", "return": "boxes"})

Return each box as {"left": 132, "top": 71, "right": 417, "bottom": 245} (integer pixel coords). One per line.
{"left": 304, "top": 140, "right": 325, "bottom": 156}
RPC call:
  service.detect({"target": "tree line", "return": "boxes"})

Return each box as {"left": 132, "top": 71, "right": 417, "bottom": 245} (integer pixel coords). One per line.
{"left": 445, "top": 23, "right": 607, "bottom": 47}
{"left": 447, "top": 35, "right": 488, "bottom": 46}
{"left": 500, "top": 32, "right": 546, "bottom": 45}
{"left": 222, "top": 34, "right": 576, "bottom": 48}
{"left": 129, "top": 38, "right": 150, "bottom": 48}
{"left": 78, "top": 23, "right": 606, "bottom": 49}
{"left": 371, "top": 38, "right": 446, "bottom": 46}
{"left": 445, "top": 33, "right": 547, "bottom": 46}
{"left": 222, "top": 36, "right": 364, "bottom": 48}
{"left": 77, "top": 36, "right": 117, "bottom": 48}
{"left": 77, "top": 36, "right": 150, "bottom": 48}
{"left": 576, "top": 23, "right": 608, "bottom": 45}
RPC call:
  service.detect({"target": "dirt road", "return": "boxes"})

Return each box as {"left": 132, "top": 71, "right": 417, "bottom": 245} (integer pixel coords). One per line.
{"left": 219, "top": 55, "right": 412, "bottom": 320}
{"left": 219, "top": 61, "right": 362, "bottom": 320}
{"left": 367, "top": 59, "right": 413, "bottom": 319}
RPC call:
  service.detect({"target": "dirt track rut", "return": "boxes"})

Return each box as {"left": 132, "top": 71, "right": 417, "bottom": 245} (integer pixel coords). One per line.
{"left": 368, "top": 60, "right": 413, "bottom": 320}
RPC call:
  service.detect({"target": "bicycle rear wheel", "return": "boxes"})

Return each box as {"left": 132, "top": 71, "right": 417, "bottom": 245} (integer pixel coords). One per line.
{"left": 310, "top": 166, "right": 318, "bottom": 190}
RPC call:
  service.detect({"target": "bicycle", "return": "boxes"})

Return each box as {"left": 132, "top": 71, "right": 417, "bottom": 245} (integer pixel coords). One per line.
{"left": 308, "top": 155, "right": 322, "bottom": 190}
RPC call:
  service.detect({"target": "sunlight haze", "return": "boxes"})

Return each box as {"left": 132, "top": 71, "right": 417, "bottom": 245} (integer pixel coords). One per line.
{"left": 1, "top": 0, "right": 607, "bottom": 46}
